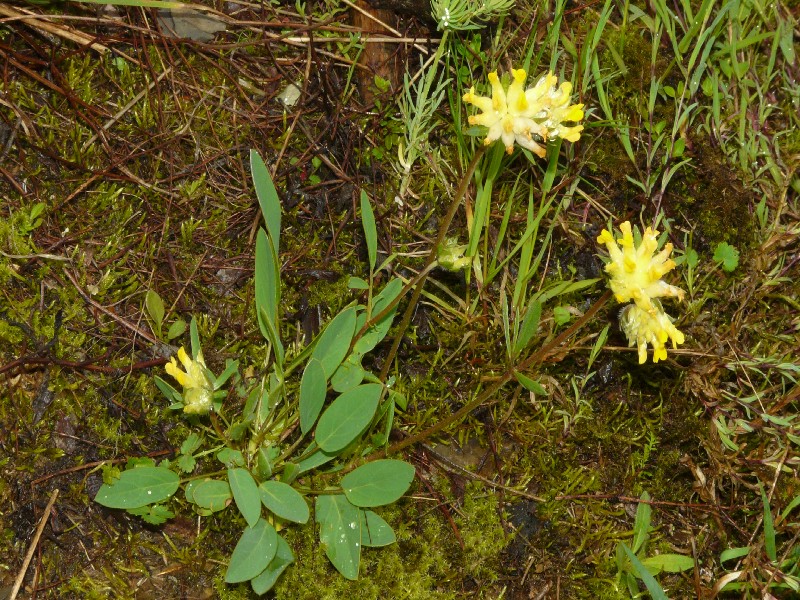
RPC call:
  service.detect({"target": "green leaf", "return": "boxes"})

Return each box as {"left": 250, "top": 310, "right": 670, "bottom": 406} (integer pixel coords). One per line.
{"left": 720, "top": 546, "right": 750, "bottom": 563}
{"left": 780, "top": 495, "right": 800, "bottom": 521}
{"left": 250, "top": 150, "right": 281, "bottom": 253}
{"left": 258, "top": 480, "right": 310, "bottom": 524}
{"left": 213, "top": 359, "right": 239, "bottom": 390}
{"left": 621, "top": 544, "right": 669, "bottom": 600}
{"left": 166, "top": 319, "right": 186, "bottom": 340}
{"left": 713, "top": 242, "right": 739, "bottom": 272}
{"left": 316, "top": 495, "right": 361, "bottom": 580}
{"left": 348, "top": 276, "right": 370, "bottom": 290}
{"left": 216, "top": 448, "right": 245, "bottom": 468}
{"left": 513, "top": 300, "right": 541, "bottom": 356}
{"left": 191, "top": 479, "right": 232, "bottom": 512}
{"left": 640, "top": 554, "right": 695, "bottom": 574}
{"left": 514, "top": 372, "right": 547, "bottom": 395}
{"left": 145, "top": 289, "right": 165, "bottom": 337}
{"left": 154, "top": 376, "right": 181, "bottom": 404}
{"left": 180, "top": 432, "right": 202, "bottom": 455}
{"left": 762, "top": 486, "right": 776, "bottom": 561}
{"left": 311, "top": 306, "right": 357, "bottom": 379}
{"left": 280, "top": 462, "right": 300, "bottom": 485}
{"left": 255, "top": 446, "right": 278, "bottom": 480}
{"left": 128, "top": 504, "right": 174, "bottom": 525}
{"left": 553, "top": 305, "right": 571, "bottom": 326}
{"left": 341, "top": 459, "right": 415, "bottom": 507}
{"left": 228, "top": 468, "right": 262, "bottom": 528}
{"left": 371, "top": 397, "right": 394, "bottom": 447}
{"left": 632, "top": 491, "right": 651, "bottom": 554}
{"left": 225, "top": 519, "right": 278, "bottom": 583}
{"left": 360, "top": 190, "right": 377, "bottom": 272}
{"left": 315, "top": 384, "right": 382, "bottom": 453}
{"left": 299, "top": 358, "right": 327, "bottom": 435}
{"left": 176, "top": 454, "right": 196, "bottom": 473}
{"left": 189, "top": 316, "right": 201, "bottom": 361}
{"left": 255, "top": 228, "right": 282, "bottom": 357}
{"left": 95, "top": 466, "right": 179, "bottom": 509}
{"left": 390, "top": 389, "right": 407, "bottom": 411}
{"left": 250, "top": 534, "right": 294, "bottom": 594}
{"left": 296, "top": 446, "right": 337, "bottom": 473}
{"left": 360, "top": 509, "right": 396, "bottom": 547}
{"left": 353, "top": 278, "right": 403, "bottom": 355}
{"left": 330, "top": 354, "right": 365, "bottom": 393}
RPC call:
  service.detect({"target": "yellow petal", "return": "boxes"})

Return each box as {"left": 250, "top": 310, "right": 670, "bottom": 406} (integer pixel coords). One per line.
{"left": 165, "top": 357, "right": 187, "bottom": 387}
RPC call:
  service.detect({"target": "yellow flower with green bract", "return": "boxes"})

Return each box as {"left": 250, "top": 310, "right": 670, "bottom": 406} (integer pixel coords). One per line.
{"left": 619, "top": 302, "right": 685, "bottom": 364}
{"left": 462, "top": 68, "right": 584, "bottom": 156}
{"left": 596, "top": 221, "right": 684, "bottom": 315}
{"left": 165, "top": 347, "right": 214, "bottom": 414}
{"left": 597, "top": 221, "right": 686, "bottom": 364}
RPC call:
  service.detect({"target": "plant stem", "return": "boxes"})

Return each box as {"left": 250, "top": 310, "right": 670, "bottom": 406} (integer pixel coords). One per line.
{"left": 383, "top": 289, "right": 612, "bottom": 455}
{"left": 378, "top": 145, "right": 487, "bottom": 382}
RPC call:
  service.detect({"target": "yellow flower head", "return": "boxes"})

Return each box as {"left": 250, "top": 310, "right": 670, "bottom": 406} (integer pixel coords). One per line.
{"left": 619, "top": 303, "right": 685, "bottom": 364}
{"left": 165, "top": 347, "right": 214, "bottom": 414}
{"left": 596, "top": 221, "right": 685, "bottom": 315}
{"left": 597, "top": 221, "right": 686, "bottom": 364}
{"left": 463, "top": 68, "right": 584, "bottom": 156}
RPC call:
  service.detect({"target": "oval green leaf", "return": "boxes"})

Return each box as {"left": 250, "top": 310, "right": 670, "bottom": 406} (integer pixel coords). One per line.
{"left": 330, "top": 354, "right": 365, "bottom": 393}
{"left": 341, "top": 459, "right": 415, "bottom": 507}
{"left": 353, "top": 278, "right": 403, "bottom": 354}
{"left": 316, "top": 495, "right": 361, "bottom": 580}
{"left": 191, "top": 479, "right": 232, "bottom": 512}
{"left": 360, "top": 509, "right": 396, "bottom": 547}
{"left": 639, "top": 553, "right": 695, "bottom": 574}
{"left": 311, "top": 306, "right": 357, "bottom": 378}
{"left": 315, "top": 384, "right": 381, "bottom": 453}
{"left": 299, "top": 358, "right": 327, "bottom": 435}
{"left": 258, "top": 480, "right": 309, "bottom": 524}
{"left": 145, "top": 289, "right": 164, "bottom": 335}
{"left": 250, "top": 534, "right": 294, "bottom": 594}
{"left": 225, "top": 518, "right": 278, "bottom": 583}
{"left": 228, "top": 468, "right": 262, "bottom": 528}
{"left": 95, "top": 466, "right": 180, "bottom": 509}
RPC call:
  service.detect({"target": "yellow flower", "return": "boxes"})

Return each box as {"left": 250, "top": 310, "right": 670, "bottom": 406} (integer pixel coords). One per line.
{"left": 463, "top": 68, "right": 584, "bottom": 156}
{"left": 165, "top": 347, "right": 214, "bottom": 414}
{"left": 597, "top": 221, "right": 686, "bottom": 364}
{"left": 619, "top": 303, "right": 685, "bottom": 364}
{"left": 596, "top": 221, "right": 685, "bottom": 315}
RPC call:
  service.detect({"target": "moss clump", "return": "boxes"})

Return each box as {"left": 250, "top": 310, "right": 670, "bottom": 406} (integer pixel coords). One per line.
{"left": 667, "top": 137, "right": 754, "bottom": 250}
{"left": 268, "top": 481, "right": 505, "bottom": 599}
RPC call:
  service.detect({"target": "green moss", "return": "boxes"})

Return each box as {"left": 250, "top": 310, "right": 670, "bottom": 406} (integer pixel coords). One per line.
{"left": 269, "top": 481, "right": 505, "bottom": 599}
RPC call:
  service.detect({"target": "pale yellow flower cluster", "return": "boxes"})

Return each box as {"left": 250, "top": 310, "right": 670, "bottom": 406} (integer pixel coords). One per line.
{"left": 165, "top": 347, "right": 214, "bottom": 414}
{"left": 597, "top": 222, "right": 685, "bottom": 364}
{"left": 462, "top": 68, "right": 584, "bottom": 156}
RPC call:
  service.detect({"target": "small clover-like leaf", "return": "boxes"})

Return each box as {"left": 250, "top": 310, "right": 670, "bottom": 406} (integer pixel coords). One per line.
{"left": 713, "top": 242, "right": 739, "bottom": 272}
